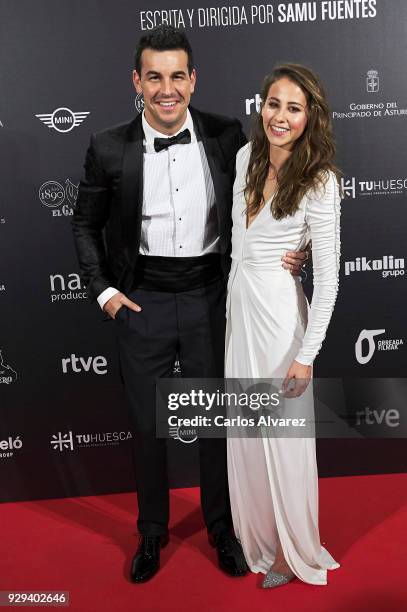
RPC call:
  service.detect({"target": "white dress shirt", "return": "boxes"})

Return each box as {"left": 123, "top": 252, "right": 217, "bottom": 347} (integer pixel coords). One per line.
{"left": 98, "top": 109, "right": 218, "bottom": 310}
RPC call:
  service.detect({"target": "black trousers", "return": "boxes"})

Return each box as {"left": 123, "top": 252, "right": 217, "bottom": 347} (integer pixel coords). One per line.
{"left": 116, "top": 278, "right": 232, "bottom": 538}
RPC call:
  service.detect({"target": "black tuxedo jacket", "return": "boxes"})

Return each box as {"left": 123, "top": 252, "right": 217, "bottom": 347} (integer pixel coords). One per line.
{"left": 72, "top": 106, "right": 247, "bottom": 302}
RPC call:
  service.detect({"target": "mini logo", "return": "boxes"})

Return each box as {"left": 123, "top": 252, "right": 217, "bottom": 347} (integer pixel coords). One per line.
{"left": 0, "top": 350, "right": 18, "bottom": 384}
{"left": 135, "top": 93, "right": 145, "bottom": 114}
{"left": 35, "top": 107, "right": 90, "bottom": 133}
{"left": 51, "top": 431, "right": 74, "bottom": 452}
{"left": 169, "top": 426, "right": 198, "bottom": 444}
{"left": 366, "top": 69, "right": 379, "bottom": 93}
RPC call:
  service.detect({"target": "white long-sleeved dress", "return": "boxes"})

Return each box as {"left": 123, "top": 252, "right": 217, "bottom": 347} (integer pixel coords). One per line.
{"left": 225, "top": 143, "right": 341, "bottom": 585}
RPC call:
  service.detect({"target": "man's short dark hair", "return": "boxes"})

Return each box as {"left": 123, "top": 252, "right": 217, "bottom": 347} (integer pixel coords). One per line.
{"left": 134, "top": 26, "right": 194, "bottom": 76}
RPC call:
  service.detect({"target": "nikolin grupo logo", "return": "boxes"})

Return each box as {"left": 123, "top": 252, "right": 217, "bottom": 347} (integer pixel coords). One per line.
{"left": 344, "top": 255, "right": 405, "bottom": 279}
{"left": 35, "top": 107, "right": 90, "bottom": 133}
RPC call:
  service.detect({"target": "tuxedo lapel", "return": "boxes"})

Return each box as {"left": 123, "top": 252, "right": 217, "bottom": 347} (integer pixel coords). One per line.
{"left": 121, "top": 115, "right": 144, "bottom": 266}
{"left": 190, "top": 107, "right": 230, "bottom": 248}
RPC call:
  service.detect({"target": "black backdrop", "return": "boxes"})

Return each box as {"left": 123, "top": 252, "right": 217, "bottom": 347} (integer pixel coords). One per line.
{"left": 1, "top": 0, "right": 406, "bottom": 502}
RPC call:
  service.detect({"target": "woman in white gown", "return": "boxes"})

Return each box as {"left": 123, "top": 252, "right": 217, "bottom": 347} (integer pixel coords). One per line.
{"left": 225, "top": 64, "right": 341, "bottom": 588}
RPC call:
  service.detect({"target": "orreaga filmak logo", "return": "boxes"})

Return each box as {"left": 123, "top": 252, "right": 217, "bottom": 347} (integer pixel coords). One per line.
{"left": 344, "top": 255, "right": 405, "bottom": 279}
{"left": 0, "top": 350, "right": 18, "bottom": 384}
{"left": 50, "top": 273, "right": 87, "bottom": 303}
{"left": 35, "top": 108, "right": 90, "bottom": 133}
{"left": 39, "top": 179, "right": 78, "bottom": 217}
{"left": 50, "top": 430, "right": 132, "bottom": 452}
{"left": 355, "top": 329, "right": 404, "bottom": 365}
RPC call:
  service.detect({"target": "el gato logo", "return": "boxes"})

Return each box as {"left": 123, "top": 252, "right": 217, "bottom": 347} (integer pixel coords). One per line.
{"left": 50, "top": 430, "right": 133, "bottom": 452}
{"left": 344, "top": 255, "right": 405, "bottom": 279}
{"left": 61, "top": 354, "right": 108, "bottom": 375}
{"left": 0, "top": 435, "right": 23, "bottom": 460}
{"left": 0, "top": 350, "right": 18, "bottom": 384}
{"left": 355, "top": 329, "right": 404, "bottom": 365}
{"left": 169, "top": 425, "right": 198, "bottom": 444}
{"left": 341, "top": 176, "right": 407, "bottom": 199}
{"left": 50, "top": 273, "right": 87, "bottom": 303}
{"left": 39, "top": 179, "right": 78, "bottom": 217}
{"left": 333, "top": 69, "right": 407, "bottom": 120}
{"left": 35, "top": 107, "right": 90, "bottom": 133}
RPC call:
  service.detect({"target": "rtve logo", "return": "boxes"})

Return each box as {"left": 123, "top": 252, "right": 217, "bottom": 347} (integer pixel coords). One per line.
{"left": 245, "top": 94, "right": 262, "bottom": 115}
{"left": 61, "top": 354, "right": 108, "bottom": 375}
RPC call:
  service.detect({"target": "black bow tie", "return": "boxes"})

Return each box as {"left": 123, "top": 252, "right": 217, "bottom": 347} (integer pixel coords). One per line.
{"left": 154, "top": 128, "right": 191, "bottom": 152}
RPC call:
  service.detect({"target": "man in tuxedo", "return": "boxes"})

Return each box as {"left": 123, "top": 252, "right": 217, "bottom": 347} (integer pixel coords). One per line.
{"left": 73, "top": 25, "right": 305, "bottom": 583}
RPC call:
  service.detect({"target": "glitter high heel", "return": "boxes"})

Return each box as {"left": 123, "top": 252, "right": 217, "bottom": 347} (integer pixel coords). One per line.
{"left": 262, "top": 569, "right": 295, "bottom": 588}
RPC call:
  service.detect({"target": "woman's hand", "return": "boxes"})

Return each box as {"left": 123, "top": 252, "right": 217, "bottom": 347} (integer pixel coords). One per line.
{"left": 281, "top": 360, "right": 312, "bottom": 398}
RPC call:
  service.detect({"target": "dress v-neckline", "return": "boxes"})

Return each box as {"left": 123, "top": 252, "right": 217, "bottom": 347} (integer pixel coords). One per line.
{"left": 245, "top": 194, "right": 275, "bottom": 230}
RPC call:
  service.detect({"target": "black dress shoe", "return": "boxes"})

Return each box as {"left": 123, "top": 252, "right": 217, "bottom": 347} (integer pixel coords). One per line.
{"left": 210, "top": 532, "right": 249, "bottom": 577}
{"left": 130, "top": 534, "right": 169, "bottom": 583}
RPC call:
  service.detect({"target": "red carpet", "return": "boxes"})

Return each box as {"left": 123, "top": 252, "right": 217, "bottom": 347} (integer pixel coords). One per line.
{"left": 1, "top": 474, "right": 406, "bottom": 611}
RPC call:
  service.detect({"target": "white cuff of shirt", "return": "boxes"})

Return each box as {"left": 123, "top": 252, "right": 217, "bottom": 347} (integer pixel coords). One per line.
{"left": 97, "top": 287, "right": 120, "bottom": 311}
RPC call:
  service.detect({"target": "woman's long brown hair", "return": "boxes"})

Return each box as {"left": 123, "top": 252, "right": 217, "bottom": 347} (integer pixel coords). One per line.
{"left": 245, "top": 64, "right": 341, "bottom": 220}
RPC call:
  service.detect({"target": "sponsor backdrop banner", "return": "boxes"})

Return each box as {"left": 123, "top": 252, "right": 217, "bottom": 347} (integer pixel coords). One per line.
{"left": 1, "top": 0, "right": 406, "bottom": 502}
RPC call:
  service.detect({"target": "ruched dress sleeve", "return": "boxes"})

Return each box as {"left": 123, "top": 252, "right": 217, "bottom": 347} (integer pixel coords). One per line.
{"left": 295, "top": 172, "right": 341, "bottom": 366}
